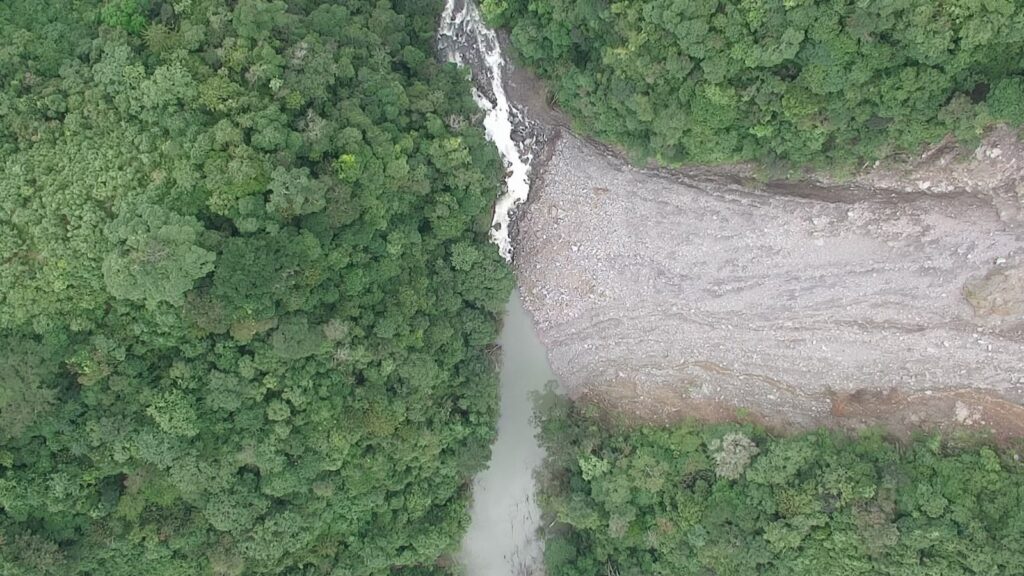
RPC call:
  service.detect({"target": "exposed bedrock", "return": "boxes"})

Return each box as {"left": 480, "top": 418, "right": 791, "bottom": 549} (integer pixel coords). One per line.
{"left": 515, "top": 132, "right": 1024, "bottom": 427}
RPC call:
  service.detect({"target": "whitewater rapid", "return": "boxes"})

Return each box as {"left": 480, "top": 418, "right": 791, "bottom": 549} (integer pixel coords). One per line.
{"left": 438, "top": 0, "right": 534, "bottom": 261}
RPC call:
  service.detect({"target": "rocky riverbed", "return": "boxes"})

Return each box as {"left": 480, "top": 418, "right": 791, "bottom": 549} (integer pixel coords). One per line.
{"left": 514, "top": 130, "right": 1024, "bottom": 437}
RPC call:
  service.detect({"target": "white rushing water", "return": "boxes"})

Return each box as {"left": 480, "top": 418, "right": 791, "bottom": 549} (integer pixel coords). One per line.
{"left": 438, "top": 0, "right": 533, "bottom": 261}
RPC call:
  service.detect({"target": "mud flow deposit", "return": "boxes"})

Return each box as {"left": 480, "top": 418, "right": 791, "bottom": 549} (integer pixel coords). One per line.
{"left": 516, "top": 131, "right": 1024, "bottom": 434}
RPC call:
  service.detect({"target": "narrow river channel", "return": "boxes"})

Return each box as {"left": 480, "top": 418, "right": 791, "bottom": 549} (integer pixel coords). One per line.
{"left": 437, "top": 2, "right": 555, "bottom": 573}
{"left": 459, "top": 291, "right": 552, "bottom": 576}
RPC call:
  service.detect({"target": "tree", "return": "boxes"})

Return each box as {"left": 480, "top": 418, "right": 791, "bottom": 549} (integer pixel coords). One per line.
{"left": 488, "top": 0, "right": 1024, "bottom": 167}
{"left": 534, "top": 394, "right": 1024, "bottom": 576}
{"left": 102, "top": 204, "right": 216, "bottom": 306}
{"left": 0, "top": 336, "right": 62, "bottom": 441}
{"left": 0, "top": 1, "right": 512, "bottom": 574}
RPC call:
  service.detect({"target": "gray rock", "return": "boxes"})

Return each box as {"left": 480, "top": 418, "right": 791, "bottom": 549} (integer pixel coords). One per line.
{"left": 515, "top": 133, "right": 1024, "bottom": 424}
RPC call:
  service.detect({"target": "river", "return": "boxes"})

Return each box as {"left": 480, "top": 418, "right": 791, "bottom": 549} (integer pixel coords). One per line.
{"left": 459, "top": 292, "right": 552, "bottom": 575}
{"left": 438, "top": 0, "right": 539, "bottom": 262}
{"left": 437, "top": 1, "right": 554, "bottom": 573}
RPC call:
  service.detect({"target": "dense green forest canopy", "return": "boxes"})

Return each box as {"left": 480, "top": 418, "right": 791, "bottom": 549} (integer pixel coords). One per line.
{"left": 485, "top": 0, "right": 1024, "bottom": 166}
{"left": 536, "top": 395, "right": 1024, "bottom": 576}
{"left": 0, "top": 1, "right": 511, "bottom": 574}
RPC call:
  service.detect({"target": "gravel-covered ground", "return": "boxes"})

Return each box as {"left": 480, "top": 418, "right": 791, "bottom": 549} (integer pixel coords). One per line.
{"left": 515, "top": 131, "right": 1024, "bottom": 433}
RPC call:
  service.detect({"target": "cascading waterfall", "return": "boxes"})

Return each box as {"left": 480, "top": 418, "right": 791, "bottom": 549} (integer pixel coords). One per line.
{"left": 438, "top": 0, "right": 535, "bottom": 261}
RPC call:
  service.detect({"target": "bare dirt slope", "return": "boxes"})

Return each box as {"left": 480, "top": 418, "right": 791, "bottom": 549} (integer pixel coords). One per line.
{"left": 514, "top": 131, "right": 1024, "bottom": 439}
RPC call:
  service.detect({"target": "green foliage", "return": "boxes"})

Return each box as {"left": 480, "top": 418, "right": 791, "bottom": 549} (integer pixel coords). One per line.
{"left": 536, "top": 394, "right": 1024, "bottom": 576}
{"left": 101, "top": 0, "right": 149, "bottom": 34}
{"left": 0, "top": 336, "right": 63, "bottom": 441}
{"left": 989, "top": 77, "right": 1024, "bottom": 124}
{"left": 488, "top": 0, "right": 1024, "bottom": 167}
{"left": 102, "top": 205, "right": 216, "bottom": 305}
{"left": 0, "top": 0, "right": 512, "bottom": 574}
